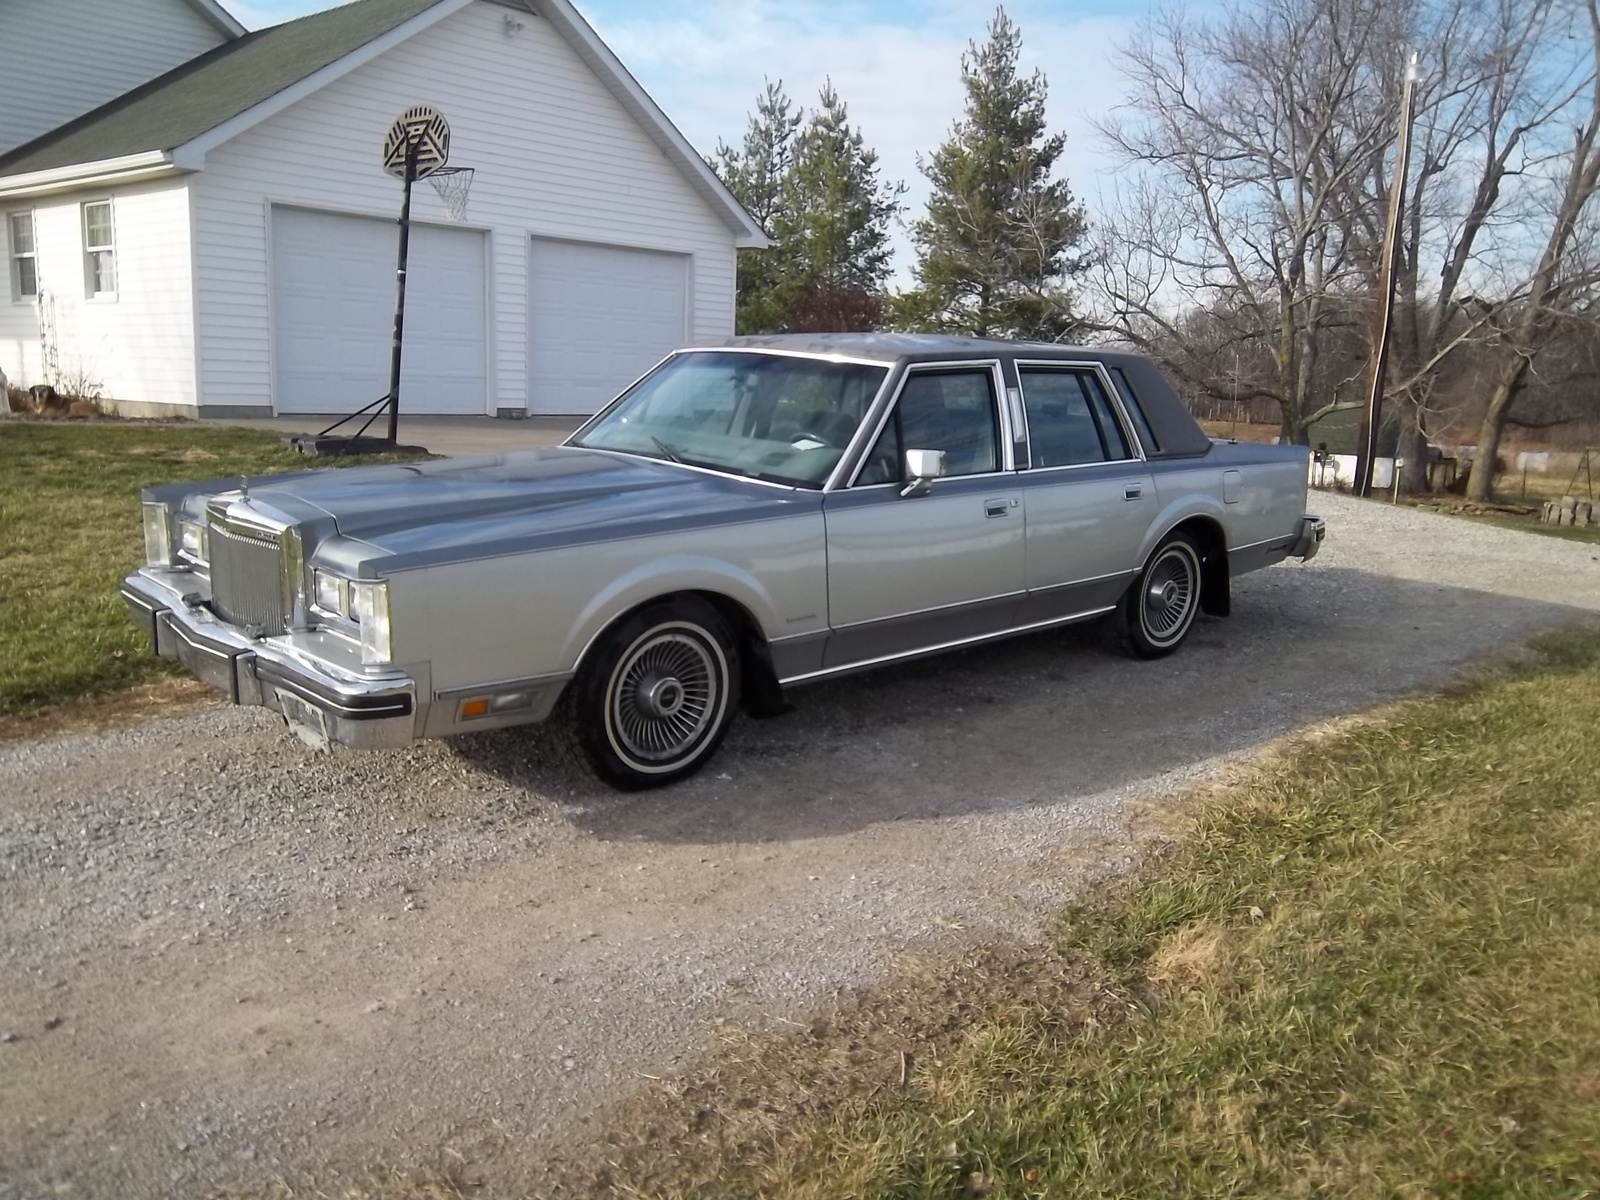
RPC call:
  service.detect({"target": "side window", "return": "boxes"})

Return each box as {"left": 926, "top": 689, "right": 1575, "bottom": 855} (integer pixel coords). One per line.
{"left": 1019, "top": 369, "right": 1134, "bottom": 467}
{"left": 82, "top": 199, "right": 116, "bottom": 299}
{"left": 856, "top": 368, "right": 1000, "bottom": 486}
{"left": 1108, "top": 367, "right": 1160, "bottom": 455}
{"left": 857, "top": 369, "right": 1002, "bottom": 484}
{"left": 9, "top": 212, "right": 37, "bottom": 300}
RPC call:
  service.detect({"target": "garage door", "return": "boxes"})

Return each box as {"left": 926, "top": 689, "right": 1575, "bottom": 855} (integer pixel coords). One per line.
{"left": 528, "top": 239, "right": 687, "bottom": 415}
{"left": 271, "top": 207, "right": 486, "bottom": 415}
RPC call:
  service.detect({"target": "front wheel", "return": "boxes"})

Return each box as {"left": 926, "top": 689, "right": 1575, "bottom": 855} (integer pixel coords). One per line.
{"left": 1118, "top": 532, "right": 1203, "bottom": 659}
{"left": 552, "top": 597, "right": 740, "bottom": 789}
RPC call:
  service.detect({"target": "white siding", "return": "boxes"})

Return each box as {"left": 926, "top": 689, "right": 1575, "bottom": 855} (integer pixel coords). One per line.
{"left": 190, "top": 0, "right": 738, "bottom": 414}
{"left": 0, "top": 0, "right": 232, "bottom": 156}
{"left": 0, "top": 183, "right": 197, "bottom": 405}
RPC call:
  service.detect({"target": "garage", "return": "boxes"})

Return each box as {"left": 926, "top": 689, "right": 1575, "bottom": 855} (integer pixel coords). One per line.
{"left": 528, "top": 238, "right": 688, "bottom": 415}
{"left": 270, "top": 207, "right": 486, "bottom": 415}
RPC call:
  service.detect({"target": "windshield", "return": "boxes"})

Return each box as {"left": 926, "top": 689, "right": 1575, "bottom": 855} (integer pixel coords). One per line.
{"left": 571, "top": 351, "right": 889, "bottom": 488}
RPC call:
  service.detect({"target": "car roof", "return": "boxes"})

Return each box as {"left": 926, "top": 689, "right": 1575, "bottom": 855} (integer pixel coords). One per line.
{"left": 697, "top": 332, "right": 1133, "bottom": 365}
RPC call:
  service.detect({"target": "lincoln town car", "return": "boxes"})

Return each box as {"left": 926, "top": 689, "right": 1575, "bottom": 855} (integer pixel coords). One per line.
{"left": 123, "top": 334, "right": 1324, "bottom": 788}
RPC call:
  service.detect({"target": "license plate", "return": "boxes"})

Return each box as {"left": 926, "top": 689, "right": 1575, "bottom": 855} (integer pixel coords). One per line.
{"left": 276, "top": 688, "right": 331, "bottom": 751}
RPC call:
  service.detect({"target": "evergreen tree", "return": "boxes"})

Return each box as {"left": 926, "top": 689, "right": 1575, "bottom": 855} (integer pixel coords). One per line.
{"left": 772, "top": 81, "right": 905, "bottom": 331}
{"left": 714, "top": 81, "right": 903, "bottom": 333}
{"left": 713, "top": 80, "right": 801, "bottom": 333}
{"left": 902, "top": 8, "right": 1089, "bottom": 340}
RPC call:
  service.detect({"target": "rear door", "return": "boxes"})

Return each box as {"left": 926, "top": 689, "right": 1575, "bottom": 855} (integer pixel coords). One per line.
{"left": 1014, "top": 362, "right": 1156, "bottom": 623}
{"left": 821, "top": 362, "right": 1025, "bottom": 669}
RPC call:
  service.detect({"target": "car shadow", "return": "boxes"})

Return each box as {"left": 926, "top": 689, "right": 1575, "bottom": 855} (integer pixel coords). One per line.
{"left": 447, "top": 564, "right": 1592, "bottom": 845}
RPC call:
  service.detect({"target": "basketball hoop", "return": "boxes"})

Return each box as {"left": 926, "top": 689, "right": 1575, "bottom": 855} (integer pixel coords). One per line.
{"left": 427, "top": 167, "right": 475, "bottom": 222}
{"left": 383, "top": 104, "right": 449, "bottom": 179}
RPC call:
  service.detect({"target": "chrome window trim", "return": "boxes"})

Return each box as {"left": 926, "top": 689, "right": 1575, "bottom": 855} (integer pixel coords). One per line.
{"left": 1013, "top": 359, "right": 1148, "bottom": 466}
{"left": 779, "top": 603, "right": 1118, "bottom": 685}
{"left": 835, "top": 358, "right": 1011, "bottom": 491}
{"left": 565, "top": 347, "right": 896, "bottom": 492}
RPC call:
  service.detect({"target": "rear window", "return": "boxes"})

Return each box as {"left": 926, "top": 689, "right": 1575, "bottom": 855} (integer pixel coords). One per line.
{"left": 1109, "top": 367, "right": 1160, "bottom": 455}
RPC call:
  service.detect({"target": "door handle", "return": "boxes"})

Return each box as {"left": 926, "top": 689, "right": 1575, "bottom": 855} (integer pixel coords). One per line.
{"left": 984, "top": 499, "right": 1011, "bottom": 518}
{"left": 1124, "top": 484, "right": 1143, "bottom": 500}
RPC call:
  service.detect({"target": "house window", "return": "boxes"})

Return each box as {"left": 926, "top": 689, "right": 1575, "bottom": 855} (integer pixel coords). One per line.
{"left": 9, "top": 211, "right": 37, "bottom": 300}
{"left": 82, "top": 200, "right": 116, "bottom": 298}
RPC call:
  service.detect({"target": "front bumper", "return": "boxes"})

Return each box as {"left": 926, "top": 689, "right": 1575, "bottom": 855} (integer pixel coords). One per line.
{"left": 1290, "top": 515, "right": 1326, "bottom": 562}
{"left": 122, "top": 570, "right": 416, "bottom": 750}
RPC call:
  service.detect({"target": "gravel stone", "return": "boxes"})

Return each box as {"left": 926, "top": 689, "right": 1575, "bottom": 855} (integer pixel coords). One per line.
{"left": 1, "top": 493, "right": 1596, "bottom": 1198}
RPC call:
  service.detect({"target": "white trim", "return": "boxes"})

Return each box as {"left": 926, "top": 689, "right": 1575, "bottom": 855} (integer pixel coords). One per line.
{"left": 187, "top": 0, "right": 247, "bottom": 38}
{"left": 0, "top": 153, "right": 175, "bottom": 199}
{"left": 172, "top": 0, "right": 476, "bottom": 167}
{"left": 532, "top": 0, "right": 770, "bottom": 247}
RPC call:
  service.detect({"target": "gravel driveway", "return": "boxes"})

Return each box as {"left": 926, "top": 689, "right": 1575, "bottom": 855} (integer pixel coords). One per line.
{"left": 2, "top": 493, "right": 1597, "bottom": 1199}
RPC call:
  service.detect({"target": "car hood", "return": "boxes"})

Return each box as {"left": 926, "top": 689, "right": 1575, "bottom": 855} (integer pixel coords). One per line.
{"left": 248, "top": 446, "right": 820, "bottom": 573}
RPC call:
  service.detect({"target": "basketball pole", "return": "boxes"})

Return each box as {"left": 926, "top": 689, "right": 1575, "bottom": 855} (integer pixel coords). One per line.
{"left": 386, "top": 137, "right": 420, "bottom": 445}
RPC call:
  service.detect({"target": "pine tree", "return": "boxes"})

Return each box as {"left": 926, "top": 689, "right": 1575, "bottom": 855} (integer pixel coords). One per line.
{"left": 714, "top": 81, "right": 903, "bottom": 333}
{"left": 713, "top": 80, "right": 801, "bottom": 334}
{"left": 771, "top": 81, "right": 905, "bottom": 331}
{"left": 902, "top": 8, "right": 1089, "bottom": 340}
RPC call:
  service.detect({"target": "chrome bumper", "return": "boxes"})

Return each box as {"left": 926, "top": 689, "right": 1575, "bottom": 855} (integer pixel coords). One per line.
{"left": 121, "top": 570, "right": 417, "bottom": 750}
{"left": 1290, "top": 515, "right": 1326, "bottom": 562}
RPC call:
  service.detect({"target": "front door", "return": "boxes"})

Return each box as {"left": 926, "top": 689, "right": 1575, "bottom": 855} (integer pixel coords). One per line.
{"left": 822, "top": 364, "right": 1025, "bottom": 669}
{"left": 1013, "top": 363, "right": 1157, "bottom": 623}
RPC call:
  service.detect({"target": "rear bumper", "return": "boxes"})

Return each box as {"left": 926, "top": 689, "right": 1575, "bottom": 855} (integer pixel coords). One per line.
{"left": 1290, "top": 515, "right": 1326, "bottom": 561}
{"left": 121, "top": 570, "right": 416, "bottom": 750}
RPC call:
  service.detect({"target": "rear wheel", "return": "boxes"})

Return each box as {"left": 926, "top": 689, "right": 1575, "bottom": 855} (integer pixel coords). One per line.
{"left": 1119, "top": 532, "right": 1203, "bottom": 659}
{"left": 552, "top": 597, "right": 740, "bottom": 789}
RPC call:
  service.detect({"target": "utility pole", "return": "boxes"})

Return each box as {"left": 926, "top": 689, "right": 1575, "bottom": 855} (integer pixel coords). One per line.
{"left": 1354, "top": 52, "right": 1421, "bottom": 498}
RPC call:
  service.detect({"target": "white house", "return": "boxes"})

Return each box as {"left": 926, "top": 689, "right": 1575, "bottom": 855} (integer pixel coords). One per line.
{"left": 0, "top": 0, "right": 767, "bottom": 418}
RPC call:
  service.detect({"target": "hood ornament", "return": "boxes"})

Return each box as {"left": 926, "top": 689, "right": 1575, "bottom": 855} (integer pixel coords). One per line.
{"left": 239, "top": 476, "right": 249, "bottom": 501}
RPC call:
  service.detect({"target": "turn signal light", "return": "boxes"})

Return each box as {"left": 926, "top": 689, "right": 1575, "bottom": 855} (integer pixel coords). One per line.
{"left": 459, "top": 697, "right": 490, "bottom": 720}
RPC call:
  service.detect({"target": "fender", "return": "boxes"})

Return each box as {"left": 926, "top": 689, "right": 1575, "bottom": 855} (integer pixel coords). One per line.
{"left": 563, "top": 553, "right": 790, "bottom": 674}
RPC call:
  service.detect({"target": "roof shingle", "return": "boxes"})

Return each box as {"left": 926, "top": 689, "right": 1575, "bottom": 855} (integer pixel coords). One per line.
{"left": 0, "top": 0, "right": 445, "bottom": 178}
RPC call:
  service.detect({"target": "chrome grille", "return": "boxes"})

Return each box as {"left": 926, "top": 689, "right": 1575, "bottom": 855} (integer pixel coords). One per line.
{"left": 208, "top": 521, "right": 286, "bottom": 636}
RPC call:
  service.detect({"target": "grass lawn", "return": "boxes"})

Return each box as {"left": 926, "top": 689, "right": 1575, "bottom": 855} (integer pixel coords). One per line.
{"left": 0, "top": 422, "right": 423, "bottom": 720}
{"left": 568, "top": 627, "right": 1600, "bottom": 1200}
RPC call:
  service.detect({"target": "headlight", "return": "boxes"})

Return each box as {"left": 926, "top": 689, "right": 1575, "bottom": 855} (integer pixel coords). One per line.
{"left": 313, "top": 570, "right": 349, "bottom": 616}
{"left": 142, "top": 503, "right": 172, "bottom": 566}
{"left": 179, "top": 520, "right": 208, "bottom": 563}
{"left": 351, "top": 580, "right": 392, "bottom": 665}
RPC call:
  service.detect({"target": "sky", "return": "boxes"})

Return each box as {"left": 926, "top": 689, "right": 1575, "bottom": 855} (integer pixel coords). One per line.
{"left": 224, "top": 0, "right": 1154, "bottom": 280}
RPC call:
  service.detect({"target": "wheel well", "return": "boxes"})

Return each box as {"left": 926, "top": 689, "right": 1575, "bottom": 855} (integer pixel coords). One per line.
{"left": 1168, "top": 517, "right": 1230, "bottom": 618}
{"left": 583, "top": 589, "right": 788, "bottom": 718}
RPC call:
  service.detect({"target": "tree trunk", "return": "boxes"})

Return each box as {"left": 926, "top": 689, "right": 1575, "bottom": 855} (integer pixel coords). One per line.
{"left": 1396, "top": 394, "right": 1429, "bottom": 493}
{"left": 1465, "top": 355, "right": 1529, "bottom": 501}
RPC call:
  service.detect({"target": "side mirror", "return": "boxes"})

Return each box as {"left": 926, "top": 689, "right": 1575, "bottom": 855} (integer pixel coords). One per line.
{"left": 900, "top": 448, "right": 947, "bottom": 498}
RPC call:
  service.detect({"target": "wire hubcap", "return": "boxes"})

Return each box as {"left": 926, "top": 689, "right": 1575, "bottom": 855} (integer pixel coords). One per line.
{"left": 1143, "top": 546, "right": 1197, "bottom": 643}
{"left": 609, "top": 630, "right": 719, "bottom": 764}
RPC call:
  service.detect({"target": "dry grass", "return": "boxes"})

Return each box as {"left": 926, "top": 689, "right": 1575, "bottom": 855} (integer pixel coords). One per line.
{"left": 539, "top": 625, "right": 1600, "bottom": 1200}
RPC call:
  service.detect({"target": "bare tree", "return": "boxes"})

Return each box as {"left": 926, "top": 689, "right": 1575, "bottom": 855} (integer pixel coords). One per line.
{"left": 1091, "top": 0, "right": 1395, "bottom": 443}
{"left": 1091, "top": 0, "right": 1597, "bottom": 480}
{"left": 1465, "top": 0, "right": 1600, "bottom": 498}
